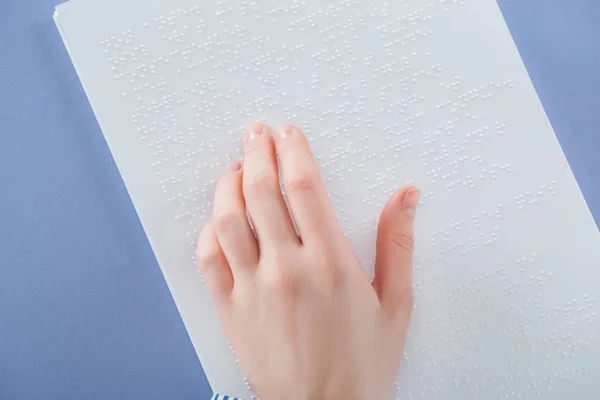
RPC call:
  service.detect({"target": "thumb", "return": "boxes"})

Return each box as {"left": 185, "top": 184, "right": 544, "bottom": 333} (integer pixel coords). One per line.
{"left": 373, "top": 186, "right": 420, "bottom": 316}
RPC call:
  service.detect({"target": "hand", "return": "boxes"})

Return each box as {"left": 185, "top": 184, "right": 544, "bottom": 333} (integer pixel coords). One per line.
{"left": 196, "top": 122, "right": 420, "bottom": 400}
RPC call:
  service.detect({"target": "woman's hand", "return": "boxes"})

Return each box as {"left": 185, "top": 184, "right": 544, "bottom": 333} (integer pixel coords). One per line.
{"left": 196, "top": 122, "right": 420, "bottom": 400}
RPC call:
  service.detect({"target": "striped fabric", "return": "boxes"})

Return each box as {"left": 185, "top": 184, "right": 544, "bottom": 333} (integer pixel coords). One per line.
{"left": 211, "top": 394, "right": 242, "bottom": 400}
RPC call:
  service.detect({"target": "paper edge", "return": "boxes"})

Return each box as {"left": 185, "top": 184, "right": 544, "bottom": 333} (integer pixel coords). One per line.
{"left": 488, "top": 1, "right": 599, "bottom": 231}
{"left": 53, "top": 7, "right": 222, "bottom": 394}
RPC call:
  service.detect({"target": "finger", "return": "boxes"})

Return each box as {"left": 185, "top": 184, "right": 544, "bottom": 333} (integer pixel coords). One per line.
{"left": 213, "top": 161, "right": 259, "bottom": 273}
{"left": 196, "top": 223, "right": 234, "bottom": 304}
{"left": 242, "top": 122, "right": 299, "bottom": 247}
{"left": 373, "top": 186, "right": 420, "bottom": 317}
{"left": 274, "top": 123, "right": 342, "bottom": 246}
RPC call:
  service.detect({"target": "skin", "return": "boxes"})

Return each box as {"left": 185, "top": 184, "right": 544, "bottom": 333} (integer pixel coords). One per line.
{"left": 196, "top": 122, "right": 420, "bottom": 400}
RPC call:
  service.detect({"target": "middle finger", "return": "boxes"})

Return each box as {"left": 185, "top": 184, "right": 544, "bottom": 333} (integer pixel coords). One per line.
{"left": 242, "top": 122, "right": 299, "bottom": 247}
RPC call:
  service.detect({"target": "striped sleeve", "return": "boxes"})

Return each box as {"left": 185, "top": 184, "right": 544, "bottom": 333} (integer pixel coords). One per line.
{"left": 211, "top": 394, "right": 243, "bottom": 400}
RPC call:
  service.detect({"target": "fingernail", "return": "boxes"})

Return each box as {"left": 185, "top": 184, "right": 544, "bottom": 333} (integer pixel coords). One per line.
{"left": 401, "top": 189, "right": 421, "bottom": 219}
{"left": 225, "top": 161, "right": 241, "bottom": 172}
{"left": 277, "top": 123, "right": 294, "bottom": 140}
{"left": 244, "top": 124, "right": 263, "bottom": 142}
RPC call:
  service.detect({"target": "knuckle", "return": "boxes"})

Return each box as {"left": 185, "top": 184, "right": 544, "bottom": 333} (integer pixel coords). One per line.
{"left": 276, "top": 140, "right": 295, "bottom": 156}
{"left": 214, "top": 211, "right": 245, "bottom": 234}
{"left": 262, "top": 253, "right": 298, "bottom": 294}
{"left": 390, "top": 286, "right": 415, "bottom": 316}
{"left": 196, "top": 249, "right": 232, "bottom": 303}
{"left": 285, "top": 172, "right": 318, "bottom": 194}
{"left": 244, "top": 140, "right": 262, "bottom": 157}
{"left": 196, "top": 248, "right": 222, "bottom": 273}
{"left": 318, "top": 264, "right": 345, "bottom": 292}
{"left": 307, "top": 247, "right": 345, "bottom": 291}
{"left": 245, "top": 173, "right": 279, "bottom": 197}
{"left": 387, "top": 228, "right": 415, "bottom": 254}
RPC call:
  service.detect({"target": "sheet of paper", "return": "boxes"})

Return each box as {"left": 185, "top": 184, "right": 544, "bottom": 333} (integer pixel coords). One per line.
{"left": 55, "top": 0, "right": 600, "bottom": 398}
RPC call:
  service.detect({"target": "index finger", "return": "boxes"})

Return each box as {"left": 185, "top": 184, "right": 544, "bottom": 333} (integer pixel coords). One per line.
{"left": 274, "top": 123, "right": 343, "bottom": 247}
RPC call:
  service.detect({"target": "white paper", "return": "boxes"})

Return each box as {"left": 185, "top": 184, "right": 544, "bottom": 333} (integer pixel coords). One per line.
{"left": 55, "top": 0, "right": 600, "bottom": 398}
